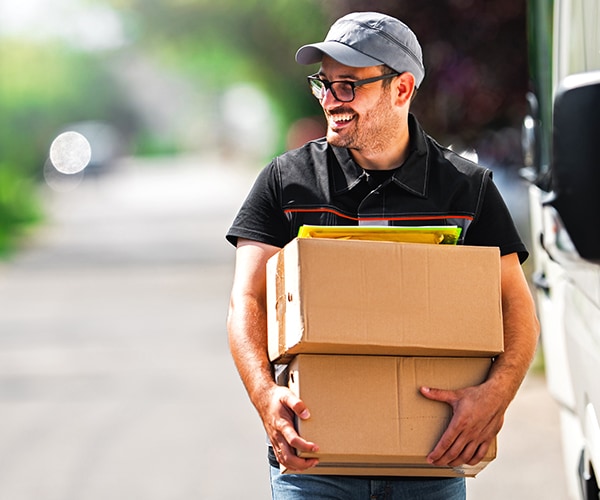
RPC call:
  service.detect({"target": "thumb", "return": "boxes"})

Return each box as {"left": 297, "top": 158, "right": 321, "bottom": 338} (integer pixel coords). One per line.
{"left": 282, "top": 392, "right": 311, "bottom": 420}
{"left": 420, "top": 386, "right": 457, "bottom": 405}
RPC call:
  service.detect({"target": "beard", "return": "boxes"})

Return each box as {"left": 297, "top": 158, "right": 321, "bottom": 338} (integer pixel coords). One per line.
{"left": 325, "top": 89, "right": 400, "bottom": 155}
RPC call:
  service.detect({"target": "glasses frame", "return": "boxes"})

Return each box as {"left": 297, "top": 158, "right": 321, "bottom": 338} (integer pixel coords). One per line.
{"left": 307, "top": 72, "right": 400, "bottom": 102}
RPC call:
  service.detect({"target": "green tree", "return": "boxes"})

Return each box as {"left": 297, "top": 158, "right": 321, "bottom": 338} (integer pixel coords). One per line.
{"left": 105, "top": 0, "right": 331, "bottom": 148}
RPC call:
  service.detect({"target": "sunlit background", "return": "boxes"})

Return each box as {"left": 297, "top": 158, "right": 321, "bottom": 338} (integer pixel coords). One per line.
{"left": 0, "top": 0, "right": 533, "bottom": 251}
{"left": 1, "top": 1, "right": 521, "bottom": 194}
{"left": 0, "top": 1, "right": 564, "bottom": 499}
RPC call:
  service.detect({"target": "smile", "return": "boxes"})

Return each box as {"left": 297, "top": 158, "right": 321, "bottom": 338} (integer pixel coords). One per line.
{"left": 329, "top": 113, "right": 355, "bottom": 127}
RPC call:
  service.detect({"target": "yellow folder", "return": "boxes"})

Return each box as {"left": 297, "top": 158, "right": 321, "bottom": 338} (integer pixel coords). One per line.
{"left": 297, "top": 225, "right": 462, "bottom": 245}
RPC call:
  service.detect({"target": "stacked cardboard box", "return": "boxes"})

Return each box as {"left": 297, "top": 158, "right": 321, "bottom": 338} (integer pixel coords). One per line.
{"left": 266, "top": 238, "right": 503, "bottom": 477}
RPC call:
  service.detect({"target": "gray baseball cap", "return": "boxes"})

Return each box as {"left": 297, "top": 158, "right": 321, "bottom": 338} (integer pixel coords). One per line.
{"left": 295, "top": 12, "right": 425, "bottom": 88}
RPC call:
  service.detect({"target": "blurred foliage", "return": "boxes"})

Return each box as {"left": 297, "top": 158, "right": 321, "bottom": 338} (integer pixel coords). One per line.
{"left": 0, "top": 0, "right": 530, "bottom": 168}
{"left": 0, "top": 41, "right": 135, "bottom": 174}
{"left": 0, "top": 164, "right": 41, "bottom": 256}
{"left": 106, "top": 0, "right": 331, "bottom": 136}
{"left": 0, "top": 39, "right": 136, "bottom": 254}
{"left": 107, "top": 0, "right": 528, "bottom": 160}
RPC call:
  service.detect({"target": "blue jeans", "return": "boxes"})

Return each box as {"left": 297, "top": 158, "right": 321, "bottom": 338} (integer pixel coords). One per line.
{"left": 270, "top": 466, "right": 466, "bottom": 500}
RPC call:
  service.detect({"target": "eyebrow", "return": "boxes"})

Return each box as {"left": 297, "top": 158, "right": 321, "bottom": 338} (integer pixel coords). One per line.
{"left": 317, "top": 70, "right": 361, "bottom": 81}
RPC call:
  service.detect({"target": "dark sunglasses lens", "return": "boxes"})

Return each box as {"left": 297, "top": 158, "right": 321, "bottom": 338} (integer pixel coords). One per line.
{"left": 308, "top": 79, "right": 354, "bottom": 102}
{"left": 332, "top": 83, "right": 354, "bottom": 102}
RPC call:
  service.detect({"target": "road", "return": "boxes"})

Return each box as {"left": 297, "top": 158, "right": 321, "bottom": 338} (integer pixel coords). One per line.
{"left": 0, "top": 155, "right": 569, "bottom": 499}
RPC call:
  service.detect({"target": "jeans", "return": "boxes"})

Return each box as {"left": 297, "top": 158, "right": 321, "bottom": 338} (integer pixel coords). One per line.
{"left": 269, "top": 466, "right": 466, "bottom": 500}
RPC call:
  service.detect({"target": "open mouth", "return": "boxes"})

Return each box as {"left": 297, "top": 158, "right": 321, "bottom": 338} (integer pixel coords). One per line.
{"left": 329, "top": 113, "right": 355, "bottom": 128}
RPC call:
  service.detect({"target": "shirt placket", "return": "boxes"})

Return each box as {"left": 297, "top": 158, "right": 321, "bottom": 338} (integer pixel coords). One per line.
{"left": 357, "top": 178, "right": 394, "bottom": 226}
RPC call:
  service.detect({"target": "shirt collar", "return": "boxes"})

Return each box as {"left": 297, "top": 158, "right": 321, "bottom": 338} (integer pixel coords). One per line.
{"left": 330, "top": 114, "right": 429, "bottom": 198}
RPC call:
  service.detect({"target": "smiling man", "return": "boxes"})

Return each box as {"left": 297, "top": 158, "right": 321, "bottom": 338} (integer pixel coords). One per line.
{"left": 309, "top": 60, "right": 410, "bottom": 169}
{"left": 226, "top": 11, "right": 539, "bottom": 500}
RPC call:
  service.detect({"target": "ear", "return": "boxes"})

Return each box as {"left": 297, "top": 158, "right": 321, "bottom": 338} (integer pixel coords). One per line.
{"left": 393, "top": 72, "right": 416, "bottom": 106}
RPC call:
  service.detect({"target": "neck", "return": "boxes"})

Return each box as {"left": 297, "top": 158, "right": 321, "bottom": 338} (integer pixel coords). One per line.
{"left": 351, "top": 129, "right": 410, "bottom": 170}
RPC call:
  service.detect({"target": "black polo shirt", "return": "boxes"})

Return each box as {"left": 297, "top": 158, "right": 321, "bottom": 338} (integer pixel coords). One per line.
{"left": 227, "top": 115, "right": 527, "bottom": 262}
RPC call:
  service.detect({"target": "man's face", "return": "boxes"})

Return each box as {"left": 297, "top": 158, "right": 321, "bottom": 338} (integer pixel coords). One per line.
{"left": 317, "top": 56, "right": 401, "bottom": 155}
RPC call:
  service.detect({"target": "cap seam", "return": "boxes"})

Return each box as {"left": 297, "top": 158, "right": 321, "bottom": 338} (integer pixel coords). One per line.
{"left": 327, "top": 40, "right": 386, "bottom": 66}
{"left": 351, "top": 20, "right": 424, "bottom": 72}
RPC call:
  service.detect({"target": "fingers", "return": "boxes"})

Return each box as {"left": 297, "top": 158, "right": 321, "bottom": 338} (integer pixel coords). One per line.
{"left": 421, "top": 385, "right": 501, "bottom": 467}
{"left": 272, "top": 442, "right": 319, "bottom": 472}
{"left": 271, "top": 428, "right": 319, "bottom": 471}
{"left": 428, "top": 434, "right": 494, "bottom": 467}
{"left": 465, "top": 440, "right": 494, "bottom": 466}
{"left": 426, "top": 426, "right": 464, "bottom": 465}
{"left": 279, "top": 390, "right": 319, "bottom": 453}
{"left": 427, "top": 429, "right": 485, "bottom": 466}
{"left": 266, "top": 386, "right": 319, "bottom": 471}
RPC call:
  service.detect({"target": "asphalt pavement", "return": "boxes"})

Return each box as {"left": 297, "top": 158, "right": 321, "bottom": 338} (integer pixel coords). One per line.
{"left": 0, "top": 155, "right": 570, "bottom": 499}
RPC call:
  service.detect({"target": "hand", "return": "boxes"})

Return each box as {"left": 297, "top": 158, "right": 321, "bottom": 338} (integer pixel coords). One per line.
{"left": 420, "top": 383, "right": 505, "bottom": 467}
{"left": 262, "top": 385, "right": 320, "bottom": 472}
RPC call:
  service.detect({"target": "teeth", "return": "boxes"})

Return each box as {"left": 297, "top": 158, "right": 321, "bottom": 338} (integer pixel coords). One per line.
{"left": 332, "top": 114, "right": 354, "bottom": 122}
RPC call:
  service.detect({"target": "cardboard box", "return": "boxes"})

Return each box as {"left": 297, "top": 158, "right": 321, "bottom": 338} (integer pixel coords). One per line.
{"left": 267, "top": 238, "right": 503, "bottom": 363}
{"left": 284, "top": 354, "right": 496, "bottom": 477}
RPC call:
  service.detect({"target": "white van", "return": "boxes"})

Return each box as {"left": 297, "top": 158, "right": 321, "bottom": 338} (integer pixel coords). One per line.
{"left": 523, "top": 0, "right": 600, "bottom": 498}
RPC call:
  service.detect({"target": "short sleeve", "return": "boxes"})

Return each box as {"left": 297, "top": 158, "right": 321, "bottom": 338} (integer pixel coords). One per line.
{"left": 464, "top": 177, "right": 529, "bottom": 263}
{"left": 226, "top": 161, "right": 290, "bottom": 248}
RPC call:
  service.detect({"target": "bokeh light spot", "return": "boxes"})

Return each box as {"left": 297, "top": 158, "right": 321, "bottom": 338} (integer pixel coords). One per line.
{"left": 49, "top": 131, "right": 92, "bottom": 174}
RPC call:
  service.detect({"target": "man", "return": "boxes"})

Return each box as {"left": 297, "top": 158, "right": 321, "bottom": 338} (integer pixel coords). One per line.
{"left": 226, "top": 11, "right": 539, "bottom": 500}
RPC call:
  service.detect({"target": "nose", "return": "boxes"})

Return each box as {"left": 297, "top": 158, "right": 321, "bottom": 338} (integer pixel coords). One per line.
{"left": 320, "top": 87, "right": 342, "bottom": 109}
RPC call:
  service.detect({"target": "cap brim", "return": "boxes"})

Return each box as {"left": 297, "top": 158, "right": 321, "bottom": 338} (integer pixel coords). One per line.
{"left": 295, "top": 41, "right": 383, "bottom": 68}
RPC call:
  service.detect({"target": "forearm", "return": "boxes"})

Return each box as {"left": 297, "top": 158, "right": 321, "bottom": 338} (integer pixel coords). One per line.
{"left": 227, "top": 289, "right": 320, "bottom": 469}
{"left": 485, "top": 294, "right": 539, "bottom": 408}
{"left": 485, "top": 253, "right": 540, "bottom": 410}
{"left": 227, "top": 293, "right": 276, "bottom": 417}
